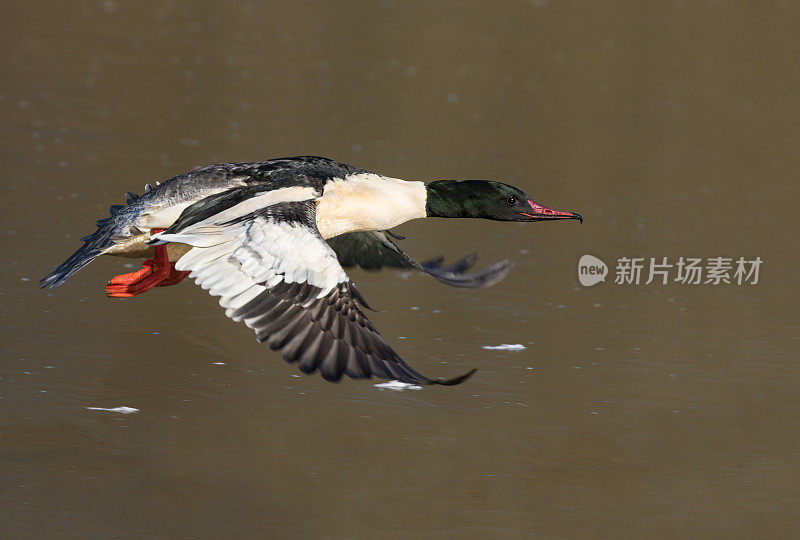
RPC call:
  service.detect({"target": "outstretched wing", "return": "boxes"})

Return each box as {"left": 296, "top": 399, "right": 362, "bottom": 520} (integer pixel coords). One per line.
{"left": 326, "top": 230, "right": 514, "bottom": 288}
{"left": 325, "top": 230, "right": 410, "bottom": 270}
{"left": 152, "top": 200, "right": 474, "bottom": 385}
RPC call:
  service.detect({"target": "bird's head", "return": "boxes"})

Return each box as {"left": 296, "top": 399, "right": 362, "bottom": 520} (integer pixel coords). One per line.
{"left": 425, "top": 180, "right": 582, "bottom": 223}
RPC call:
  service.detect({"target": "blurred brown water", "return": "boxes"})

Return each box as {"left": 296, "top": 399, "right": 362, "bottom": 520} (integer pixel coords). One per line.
{"left": 2, "top": 1, "right": 799, "bottom": 537}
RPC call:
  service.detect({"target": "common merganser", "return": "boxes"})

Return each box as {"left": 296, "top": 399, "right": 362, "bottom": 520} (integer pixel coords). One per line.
{"left": 42, "top": 156, "right": 581, "bottom": 386}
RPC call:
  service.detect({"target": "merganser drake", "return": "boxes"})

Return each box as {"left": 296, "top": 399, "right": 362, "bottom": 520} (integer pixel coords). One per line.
{"left": 42, "top": 156, "right": 582, "bottom": 386}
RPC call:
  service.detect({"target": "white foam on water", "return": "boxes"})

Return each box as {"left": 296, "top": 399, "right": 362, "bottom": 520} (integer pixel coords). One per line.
{"left": 482, "top": 344, "right": 527, "bottom": 351}
{"left": 86, "top": 406, "right": 139, "bottom": 414}
{"left": 374, "top": 380, "right": 422, "bottom": 391}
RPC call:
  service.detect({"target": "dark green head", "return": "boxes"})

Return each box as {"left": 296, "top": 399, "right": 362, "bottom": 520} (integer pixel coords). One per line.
{"left": 425, "top": 180, "right": 582, "bottom": 223}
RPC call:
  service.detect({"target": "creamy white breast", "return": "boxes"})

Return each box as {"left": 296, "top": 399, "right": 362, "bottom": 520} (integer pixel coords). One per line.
{"left": 315, "top": 173, "right": 427, "bottom": 239}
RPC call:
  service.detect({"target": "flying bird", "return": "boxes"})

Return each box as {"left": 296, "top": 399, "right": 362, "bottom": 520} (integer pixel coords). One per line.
{"left": 42, "top": 156, "right": 581, "bottom": 386}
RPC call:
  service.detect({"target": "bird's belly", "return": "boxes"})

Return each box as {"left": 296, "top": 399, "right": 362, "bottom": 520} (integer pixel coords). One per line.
{"left": 103, "top": 232, "right": 191, "bottom": 261}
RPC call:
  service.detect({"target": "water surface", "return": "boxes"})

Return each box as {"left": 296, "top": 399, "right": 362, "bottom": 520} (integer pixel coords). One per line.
{"left": 2, "top": 2, "right": 799, "bottom": 537}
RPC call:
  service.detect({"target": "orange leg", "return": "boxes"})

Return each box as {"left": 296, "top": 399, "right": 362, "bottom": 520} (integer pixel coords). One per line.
{"left": 105, "top": 229, "right": 188, "bottom": 297}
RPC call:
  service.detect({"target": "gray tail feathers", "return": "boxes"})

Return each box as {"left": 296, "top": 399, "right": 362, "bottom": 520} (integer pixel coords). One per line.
{"left": 40, "top": 209, "right": 131, "bottom": 289}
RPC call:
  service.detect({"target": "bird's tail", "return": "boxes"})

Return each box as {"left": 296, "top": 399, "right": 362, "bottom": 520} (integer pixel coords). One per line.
{"left": 40, "top": 198, "right": 140, "bottom": 289}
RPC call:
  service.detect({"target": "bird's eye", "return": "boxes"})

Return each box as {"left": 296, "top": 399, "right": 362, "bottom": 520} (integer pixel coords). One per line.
{"left": 506, "top": 196, "right": 517, "bottom": 206}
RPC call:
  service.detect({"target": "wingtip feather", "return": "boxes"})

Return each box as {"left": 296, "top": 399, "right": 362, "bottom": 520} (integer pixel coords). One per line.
{"left": 428, "top": 368, "right": 478, "bottom": 386}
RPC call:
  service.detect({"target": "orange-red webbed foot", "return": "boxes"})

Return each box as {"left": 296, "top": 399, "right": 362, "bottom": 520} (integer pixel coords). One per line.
{"left": 107, "top": 259, "right": 157, "bottom": 286}
{"left": 105, "top": 256, "right": 172, "bottom": 297}
{"left": 105, "top": 229, "right": 181, "bottom": 298}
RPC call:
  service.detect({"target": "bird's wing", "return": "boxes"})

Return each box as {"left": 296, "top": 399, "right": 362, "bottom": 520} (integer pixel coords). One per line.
{"left": 326, "top": 230, "right": 514, "bottom": 288}
{"left": 151, "top": 200, "right": 474, "bottom": 385}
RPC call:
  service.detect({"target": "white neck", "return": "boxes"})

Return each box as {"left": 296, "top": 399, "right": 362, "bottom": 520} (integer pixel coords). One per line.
{"left": 315, "top": 173, "right": 427, "bottom": 239}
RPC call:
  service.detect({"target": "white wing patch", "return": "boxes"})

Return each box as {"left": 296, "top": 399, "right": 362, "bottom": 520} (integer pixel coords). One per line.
{"left": 185, "top": 186, "right": 320, "bottom": 233}
{"left": 157, "top": 216, "right": 348, "bottom": 319}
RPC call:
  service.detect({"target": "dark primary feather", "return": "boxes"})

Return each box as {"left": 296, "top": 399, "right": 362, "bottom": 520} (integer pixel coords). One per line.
{"left": 232, "top": 280, "right": 472, "bottom": 384}
{"left": 326, "top": 231, "right": 514, "bottom": 288}
{"left": 326, "top": 230, "right": 411, "bottom": 270}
